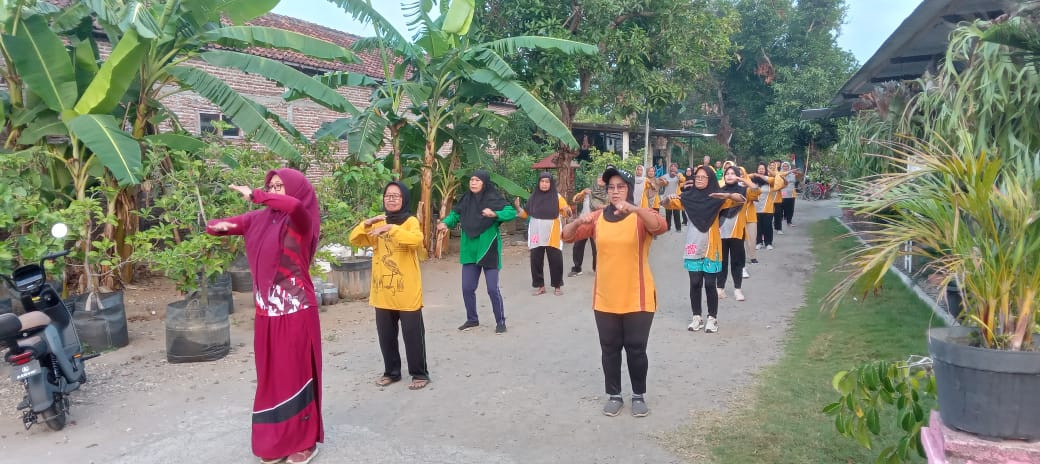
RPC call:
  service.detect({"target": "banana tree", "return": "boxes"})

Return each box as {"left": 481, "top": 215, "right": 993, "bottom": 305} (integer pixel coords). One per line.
{"left": 325, "top": 0, "right": 598, "bottom": 252}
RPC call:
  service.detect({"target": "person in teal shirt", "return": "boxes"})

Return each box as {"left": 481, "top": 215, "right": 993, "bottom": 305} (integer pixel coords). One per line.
{"left": 437, "top": 170, "right": 517, "bottom": 334}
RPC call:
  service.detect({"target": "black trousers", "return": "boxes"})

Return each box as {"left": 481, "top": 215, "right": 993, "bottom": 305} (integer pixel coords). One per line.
{"left": 665, "top": 209, "right": 683, "bottom": 231}
{"left": 375, "top": 308, "right": 429, "bottom": 380}
{"left": 571, "top": 237, "right": 597, "bottom": 273}
{"left": 718, "top": 238, "right": 746, "bottom": 289}
{"left": 689, "top": 271, "right": 720, "bottom": 318}
{"left": 531, "top": 246, "right": 564, "bottom": 288}
{"left": 782, "top": 198, "right": 795, "bottom": 225}
{"left": 594, "top": 310, "right": 654, "bottom": 396}
{"left": 757, "top": 213, "right": 774, "bottom": 246}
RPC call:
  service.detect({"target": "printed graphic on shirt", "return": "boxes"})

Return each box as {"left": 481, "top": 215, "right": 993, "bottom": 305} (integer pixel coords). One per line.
{"left": 378, "top": 240, "right": 405, "bottom": 294}
{"left": 685, "top": 243, "right": 699, "bottom": 256}
{"left": 257, "top": 279, "right": 306, "bottom": 316}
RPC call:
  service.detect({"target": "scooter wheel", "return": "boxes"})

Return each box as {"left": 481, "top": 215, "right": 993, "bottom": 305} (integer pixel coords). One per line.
{"left": 41, "top": 395, "right": 67, "bottom": 431}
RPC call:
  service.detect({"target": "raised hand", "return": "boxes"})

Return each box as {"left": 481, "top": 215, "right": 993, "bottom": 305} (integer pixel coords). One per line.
{"left": 209, "top": 221, "right": 237, "bottom": 232}
{"left": 364, "top": 214, "right": 387, "bottom": 226}
{"left": 229, "top": 184, "right": 252, "bottom": 200}
{"left": 481, "top": 208, "right": 497, "bottom": 218}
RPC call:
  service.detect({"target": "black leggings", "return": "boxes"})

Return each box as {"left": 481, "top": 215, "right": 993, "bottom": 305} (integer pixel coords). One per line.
{"left": 665, "top": 209, "right": 683, "bottom": 231}
{"left": 531, "top": 246, "right": 564, "bottom": 288}
{"left": 718, "top": 238, "right": 745, "bottom": 289}
{"left": 375, "top": 308, "right": 429, "bottom": 380}
{"left": 757, "top": 213, "right": 774, "bottom": 245}
{"left": 782, "top": 198, "right": 795, "bottom": 225}
{"left": 689, "top": 271, "right": 719, "bottom": 318}
{"left": 594, "top": 310, "right": 654, "bottom": 396}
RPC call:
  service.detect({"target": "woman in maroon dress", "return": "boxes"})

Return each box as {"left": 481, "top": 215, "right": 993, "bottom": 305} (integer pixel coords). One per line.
{"left": 206, "top": 168, "right": 323, "bottom": 464}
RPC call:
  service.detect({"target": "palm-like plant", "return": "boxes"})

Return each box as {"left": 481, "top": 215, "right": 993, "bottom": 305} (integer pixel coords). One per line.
{"left": 323, "top": 0, "right": 598, "bottom": 252}
{"left": 827, "top": 138, "right": 1040, "bottom": 350}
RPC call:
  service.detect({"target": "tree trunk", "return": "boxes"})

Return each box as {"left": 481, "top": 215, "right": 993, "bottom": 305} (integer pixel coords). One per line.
{"left": 419, "top": 137, "right": 436, "bottom": 254}
{"left": 434, "top": 153, "right": 461, "bottom": 258}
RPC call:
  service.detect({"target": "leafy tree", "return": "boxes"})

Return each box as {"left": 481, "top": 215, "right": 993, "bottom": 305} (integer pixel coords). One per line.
{"left": 716, "top": 0, "right": 857, "bottom": 163}
{"left": 471, "top": 0, "right": 739, "bottom": 195}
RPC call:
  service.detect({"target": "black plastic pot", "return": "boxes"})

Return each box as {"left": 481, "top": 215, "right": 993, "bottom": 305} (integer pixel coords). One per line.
{"left": 72, "top": 291, "right": 130, "bottom": 350}
{"left": 165, "top": 298, "right": 230, "bottom": 363}
{"left": 188, "top": 273, "right": 235, "bottom": 315}
{"left": 229, "top": 269, "right": 252, "bottom": 293}
{"left": 928, "top": 326, "right": 1040, "bottom": 440}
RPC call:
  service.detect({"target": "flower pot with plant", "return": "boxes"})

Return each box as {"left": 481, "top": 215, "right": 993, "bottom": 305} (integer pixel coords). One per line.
{"left": 828, "top": 139, "right": 1040, "bottom": 440}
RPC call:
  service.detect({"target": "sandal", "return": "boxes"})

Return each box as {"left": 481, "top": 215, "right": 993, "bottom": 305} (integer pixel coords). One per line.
{"left": 408, "top": 378, "right": 430, "bottom": 390}
{"left": 554, "top": 287, "right": 563, "bottom": 296}
{"left": 533, "top": 287, "right": 546, "bottom": 296}
{"left": 375, "top": 375, "right": 400, "bottom": 387}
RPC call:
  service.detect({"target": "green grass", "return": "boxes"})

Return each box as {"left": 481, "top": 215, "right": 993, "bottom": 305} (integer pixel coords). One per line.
{"left": 664, "top": 219, "right": 943, "bottom": 463}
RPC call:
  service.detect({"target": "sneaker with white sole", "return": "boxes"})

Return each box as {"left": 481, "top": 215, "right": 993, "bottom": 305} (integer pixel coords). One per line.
{"left": 705, "top": 316, "right": 718, "bottom": 333}
{"left": 755, "top": 243, "right": 763, "bottom": 250}
{"left": 742, "top": 268, "right": 751, "bottom": 279}
{"left": 717, "top": 287, "right": 727, "bottom": 299}
{"left": 603, "top": 397, "right": 624, "bottom": 416}
{"left": 631, "top": 397, "right": 649, "bottom": 417}
{"left": 766, "top": 245, "right": 774, "bottom": 250}
{"left": 688, "top": 315, "right": 704, "bottom": 332}
{"left": 568, "top": 270, "right": 582, "bottom": 277}
{"left": 286, "top": 446, "right": 318, "bottom": 464}
{"left": 777, "top": 230, "right": 785, "bottom": 235}
{"left": 734, "top": 289, "right": 746, "bottom": 301}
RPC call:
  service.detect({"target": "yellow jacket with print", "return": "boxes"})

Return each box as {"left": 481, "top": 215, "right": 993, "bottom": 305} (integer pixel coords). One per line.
{"left": 348, "top": 216, "right": 424, "bottom": 311}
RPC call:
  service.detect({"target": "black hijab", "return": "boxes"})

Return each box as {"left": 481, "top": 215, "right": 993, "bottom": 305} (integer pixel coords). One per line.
{"left": 602, "top": 168, "right": 636, "bottom": 223}
{"left": 454, "top": 170, "right": 508, "bottom": 238}
{"left": 525, "top": 172, "right": 560, "bottom": 220}
{"left": 680, "top": 165, "right": 727, "bottom": 233}
{"left": 718, "top": 166, "right": 747, "bottom": 220}
{"left": 383, "top": 181, "right": 412, "bottom": 225}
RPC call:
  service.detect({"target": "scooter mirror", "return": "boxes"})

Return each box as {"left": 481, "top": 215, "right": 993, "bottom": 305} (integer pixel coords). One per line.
{"left": 51, "top": 223, "right": 68, "bottom": 239}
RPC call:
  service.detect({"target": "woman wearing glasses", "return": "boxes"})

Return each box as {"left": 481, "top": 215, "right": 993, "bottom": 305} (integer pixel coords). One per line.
{"left": 562, "top": 167, "right": 667, "bottom": 418}
{"left": 514, "top": 172, "right": 572, "bottom": 296}
{"left": 207, "top": 168, "right": 323, "bottom": 464}
{"left": 350, "top": 181, "right": 430, "bottom": 391}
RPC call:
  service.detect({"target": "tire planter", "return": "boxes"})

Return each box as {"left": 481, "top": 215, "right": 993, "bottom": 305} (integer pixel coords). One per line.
{"left": 326, "top": 257, "right": 372, "bottom": 301}
{"left": 928, "top": 326, "right": 1040, "bottom": 440}
{"left": 72, "top": 291, "right": 130, "bottom": 351}
{"left": 165, "top": 298, "right": 230, "bottom": 363}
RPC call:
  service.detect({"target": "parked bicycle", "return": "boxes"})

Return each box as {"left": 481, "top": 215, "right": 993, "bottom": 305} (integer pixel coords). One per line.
{"left": 801, "top": 180, "right": 839, "bottom": 201}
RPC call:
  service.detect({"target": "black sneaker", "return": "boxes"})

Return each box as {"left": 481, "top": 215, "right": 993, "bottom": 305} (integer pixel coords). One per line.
{"left": 495, "top": 323, "right": 507, "bottom": 334}
{"left": 750, "top": 258, "right": 760, "bottom": 264}
{"left": 458, "top": 321, "right": 479, "bottom": 331}
{"left": 568, "top": 270, "right": 582, "bottom": 277}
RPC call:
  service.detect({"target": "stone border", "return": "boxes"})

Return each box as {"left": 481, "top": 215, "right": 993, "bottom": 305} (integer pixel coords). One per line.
{"left": 833, "top": 217, "right": 958, "bottom": 327}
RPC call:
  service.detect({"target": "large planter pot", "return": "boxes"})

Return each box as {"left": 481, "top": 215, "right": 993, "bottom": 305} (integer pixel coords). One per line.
{"left": 165, "top": 298, "right": 230, "bottom": 363}
{"left": 326, "top": 257, "right": 372, "bottom": 301}
{"left": 928, "top": 326, "right": 1040, "bottom": 440}
{"left": 229, "top": 269, "right": 252, "bottom": 293}
{"left": 72, "top": 291, "right": 130, "bottom": 351}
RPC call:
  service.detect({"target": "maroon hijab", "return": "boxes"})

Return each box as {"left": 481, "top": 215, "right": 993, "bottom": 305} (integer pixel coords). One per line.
{"left": 248, "top": 168, "right": 321, "bottom": 290}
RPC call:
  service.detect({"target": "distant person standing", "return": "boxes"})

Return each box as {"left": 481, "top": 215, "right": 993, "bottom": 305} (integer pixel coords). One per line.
{"left": 562, "top": 167, "right": 667, "bottom": 418}
{"left": 777, "top": 161, "right": 800, "bottom": 229}
{"left": 515, "top": 172, "right": 572, "bottom": 296}
{"left": 661, "top": 163, "right": 685, "bottom": 232}
{"left": 570, "top": 172, "right": 608, "bottom": 276}
{"left": 715, "top": 166, "right": 752, "bottom": 301}
{"left": 437, "top": 170, "right": 517, "bottom": 334}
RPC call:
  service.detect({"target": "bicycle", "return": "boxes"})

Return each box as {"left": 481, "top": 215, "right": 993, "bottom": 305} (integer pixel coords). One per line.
{"left": 801, "top": 180, "right": 838, "bottom": 201}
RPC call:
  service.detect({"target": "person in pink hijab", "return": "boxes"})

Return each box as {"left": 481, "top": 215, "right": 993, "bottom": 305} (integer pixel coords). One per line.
{"left": 206, "top": 168, "right": 323, "bottom": 464}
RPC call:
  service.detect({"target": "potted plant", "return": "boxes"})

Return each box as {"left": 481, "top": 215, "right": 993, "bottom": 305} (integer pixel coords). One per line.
{"left": 133, "top": 149, "right": 247, "bottom": 363}
{"left": 827, "top": 138, "right": 1040, "bottom": 440}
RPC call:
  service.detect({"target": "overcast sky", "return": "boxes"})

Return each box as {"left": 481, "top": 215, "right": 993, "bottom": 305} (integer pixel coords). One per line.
{"left": 273, "top": 0, "right": 925, "bottom": 66}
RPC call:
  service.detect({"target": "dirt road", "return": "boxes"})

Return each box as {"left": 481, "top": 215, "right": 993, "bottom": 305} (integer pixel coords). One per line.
{"left": 0, "top": 200, "right": 840, "bottom": 463}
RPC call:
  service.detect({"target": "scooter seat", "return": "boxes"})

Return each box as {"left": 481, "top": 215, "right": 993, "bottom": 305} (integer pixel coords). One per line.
{"left": 18, "top": 311, "right": 50, "bottom": 332}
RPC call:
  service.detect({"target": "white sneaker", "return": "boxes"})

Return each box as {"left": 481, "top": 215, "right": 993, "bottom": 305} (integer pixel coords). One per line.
{"left": 755, "top": 243, "right": 763, "bottom": 250}
{"left": 777, "top": 230, "right": 785, "bottom": 235}
{"left": 767, "top": 245, "right": 774, "bottom": 250}
{"left": 742, "top": 268, "right": 751, "bottom": 279}
{"left": 717, "top": 288, "right": 727, "bottom": 299}
{"left": 734, "top": 289, "right": 746, "bottom": 301}
{"left": 688, "top": 315, "right": 704, "bottom": 332}
{"left": 705, "top": 316, "right": 718, "bottom": 333}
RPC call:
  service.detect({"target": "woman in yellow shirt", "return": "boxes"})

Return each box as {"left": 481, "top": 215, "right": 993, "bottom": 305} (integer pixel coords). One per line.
{"left": 514, "top": 172, "right": 572, "bottom": 296}
{"left": 562, "top": 167, "right": 667, "bottom": 418}
{"left": 716, "top": 166, "right": 753, "bottom": 301}
{"left": 349, "top": 181, "right": 429, "bottom": 391}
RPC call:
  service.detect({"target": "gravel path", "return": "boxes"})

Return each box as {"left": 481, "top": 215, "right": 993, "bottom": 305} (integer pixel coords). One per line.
{"left": 0, "top": 200, "right": 841, "bottom": 463}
